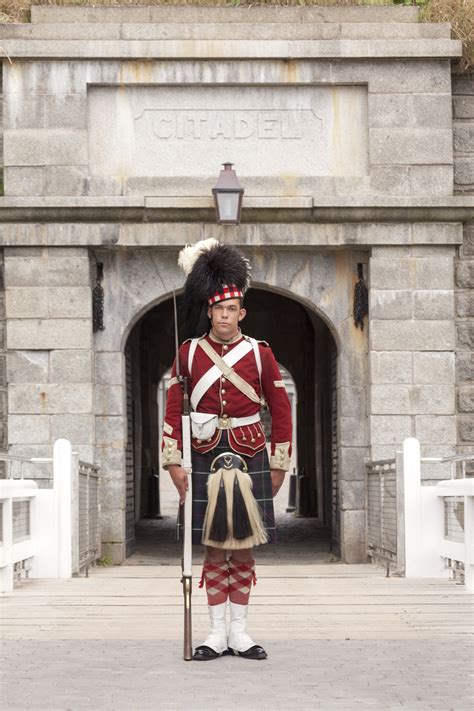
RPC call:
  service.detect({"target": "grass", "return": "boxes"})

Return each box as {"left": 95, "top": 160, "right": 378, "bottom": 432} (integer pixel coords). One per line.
{"left": 421, "top": 0, "right": 473, "bottom": 72}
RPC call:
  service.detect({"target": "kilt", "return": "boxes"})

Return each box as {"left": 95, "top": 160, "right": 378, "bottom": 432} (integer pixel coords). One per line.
{"left": 191, "top": 432, "right": 276, "bottom": 547}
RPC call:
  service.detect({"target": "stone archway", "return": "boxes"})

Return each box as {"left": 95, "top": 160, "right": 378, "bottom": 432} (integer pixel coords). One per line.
{"left": 123, "top": 287, "right": 337, "bottom": 557}
{"left": 93, "top": 246, "right": 368, "bottom": 564}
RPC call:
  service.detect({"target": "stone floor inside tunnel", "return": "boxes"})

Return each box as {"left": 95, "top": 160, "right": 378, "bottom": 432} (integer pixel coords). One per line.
{"left": 124, "top": 513, "right": 338, "bottom": 566}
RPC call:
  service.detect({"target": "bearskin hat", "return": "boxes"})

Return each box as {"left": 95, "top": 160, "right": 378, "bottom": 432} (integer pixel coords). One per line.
{"left": 178, "top": 239, "right": 251, "bottom": 339}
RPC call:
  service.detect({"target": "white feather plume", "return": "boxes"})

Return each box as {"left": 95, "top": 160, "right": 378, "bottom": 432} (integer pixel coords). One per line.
{"left": 178, "top": 238, "right": 220, "bottom": 275}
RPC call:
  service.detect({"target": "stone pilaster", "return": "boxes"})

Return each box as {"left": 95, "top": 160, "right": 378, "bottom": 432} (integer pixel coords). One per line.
{"left": 4, "top": 247, "right": 94, "bottom": 475}
{"left": 0, "top": 250, "right": 7, "bottom": 476}
{"left": 369, "top": 243, "right": 457, "bottom": 480}
{"left": 452, "top": 71, "right": 474, "bottom": 459}
{"left": 455, "top": 225, "right": 474, "bottom": 457}
{"left": 453, "top": 73, "right": 474, "bottom": 196}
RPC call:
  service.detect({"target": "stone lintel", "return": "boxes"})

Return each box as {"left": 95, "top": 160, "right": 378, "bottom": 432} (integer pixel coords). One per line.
{"left": 0, "top": 196, "right": 472, "bottom": 227}
{"left": 0, "top": 22, "right": 452, "bottom": 42}
{"left": 0, "top": 220, "right": 465, "bottom": 248}
{"left": 0, "top": 38, "right": 462, "bottom": 60}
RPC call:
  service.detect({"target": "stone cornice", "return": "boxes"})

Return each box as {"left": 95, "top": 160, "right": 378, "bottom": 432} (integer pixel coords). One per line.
{"left": 0, "top": 196, "right": 472, "bottom": 225}
{"left": 0, "top": 38, "right": 461, "bottom": 61}
{"left": 0, "top": 212, "right": 467, "bottom": 250}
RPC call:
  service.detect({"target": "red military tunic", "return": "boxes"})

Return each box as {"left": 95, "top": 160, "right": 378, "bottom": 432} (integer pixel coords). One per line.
{"left": 161, "top": 330, "right": 292, "bottom": 470}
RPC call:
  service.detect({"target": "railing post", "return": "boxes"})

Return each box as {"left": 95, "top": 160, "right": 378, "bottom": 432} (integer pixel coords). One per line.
{"left": 71, "top": 452, "right": 80, "bottom": 576}
{"left": 403, "top": 437, "right": 422, "bottom": 577}
{"left": 465, "top": 493, "right": 474, "bottom": 592}
{"left": 404, "top": 438, "right": 448, "bottom": 579}
{"left": 0, "top": 497, "right": 13, "bottom": 593}
{"left": 86, "top": 467, "right": 90, "bottom": 574}
{"left": 395, "top": 449, "right": 405, "bottom": 574}
{"left": 53, "top": 439, "right": 73, "bottom": 579}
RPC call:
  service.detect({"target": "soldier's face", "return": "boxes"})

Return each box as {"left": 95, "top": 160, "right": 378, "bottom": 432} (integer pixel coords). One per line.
{"left": 208, "top": 299, "right": 246, "bottom": 339}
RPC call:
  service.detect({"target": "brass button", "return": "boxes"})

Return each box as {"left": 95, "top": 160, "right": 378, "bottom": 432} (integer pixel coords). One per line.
{"left": 221, "top": 389, "right": 226, "bottom": 395}
{"left": 223, "top": 345, "right": 229, "bottom": 351}
{"left": 222, "top": 414, "right": 228, "bottom": 419}
{"left": 221, "top": 377, "right": 226, "bottom": 382}
{"left": 222, "top": 400, "right": 227, "bottom": 406}
{"left": 196, "top": 439, "right": 201, "bottom": 444}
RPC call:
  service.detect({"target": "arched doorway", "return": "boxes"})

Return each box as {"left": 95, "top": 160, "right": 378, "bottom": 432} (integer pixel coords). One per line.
{"left": 123, "top": 287, "right": 339, "bottom": 559}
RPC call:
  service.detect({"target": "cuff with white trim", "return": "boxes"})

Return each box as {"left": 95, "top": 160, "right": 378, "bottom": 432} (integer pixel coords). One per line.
{"left": 270, "top": 442, "right": 291, "bottom": 471}
{"left": 161, "top": 437, "right": 182, "bottom": 467}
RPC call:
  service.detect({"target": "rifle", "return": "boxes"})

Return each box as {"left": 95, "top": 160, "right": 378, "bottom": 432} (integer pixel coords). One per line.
{"left": 173, "top": 290, "right": 193, "bottom": 661}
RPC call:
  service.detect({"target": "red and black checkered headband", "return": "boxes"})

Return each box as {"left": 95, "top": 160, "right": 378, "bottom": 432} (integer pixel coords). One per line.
{"left": 208, "top": 284, "right": 244, "bottom": 305}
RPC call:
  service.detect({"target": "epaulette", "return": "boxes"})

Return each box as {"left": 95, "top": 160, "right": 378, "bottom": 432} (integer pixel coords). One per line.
{"left": 181, "top": 333, "right": 206, "bottom": 346}
{"left": 243, "top": 334, "right": 269, "bottom": 347}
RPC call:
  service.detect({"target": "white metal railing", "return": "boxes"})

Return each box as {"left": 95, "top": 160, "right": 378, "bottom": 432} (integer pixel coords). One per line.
{"left": 78, "top": 461, "right": 101, "bottom": 575}
{"left": 366, "top": 458, "right": 403, "bottom": 571}
{"left": 366, "top": 439, "right": 474, "bottom": 590}
{"left": 0, "top": 439, "right": 101, "bottom": 593}
{"left": 400, "top": 438, "right": 473, "bottom": 591}
{"left": 0, "top": 478, "right": 40, "bottom": 592}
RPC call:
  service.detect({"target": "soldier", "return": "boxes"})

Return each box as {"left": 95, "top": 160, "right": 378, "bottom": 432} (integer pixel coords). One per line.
{"left": 162, "top": 239, "right": 292, "bottom": 661}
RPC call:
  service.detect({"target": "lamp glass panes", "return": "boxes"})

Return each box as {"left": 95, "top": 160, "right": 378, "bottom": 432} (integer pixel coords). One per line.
{"left": 212, "top": 163, "right": 244, "bottom": 225}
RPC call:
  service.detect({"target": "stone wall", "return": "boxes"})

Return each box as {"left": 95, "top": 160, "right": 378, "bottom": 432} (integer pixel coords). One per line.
{"left": 453, "top": 73, "right": 474, "bottom": 195}
{"left": 0, "top": 64, "right": 3, "bottom": 189}
{"left": 453, "top": 72, "right": 474, "bottom": 457}
{"left": 369, "top": 244, "right": 457, "bottom": 480}
{"left": 0, "top": 5, "right": 458, "bottom": 199}
{"left": 4, "top": 247, "right": 94, "bottom": 469}
{"left": 0, "top": 249, "right": 7, "bottom": 474}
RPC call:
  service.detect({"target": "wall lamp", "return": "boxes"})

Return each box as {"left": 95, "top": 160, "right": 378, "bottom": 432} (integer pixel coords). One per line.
{"left": 212, "top": 163, "right": 244, "bottom": 225}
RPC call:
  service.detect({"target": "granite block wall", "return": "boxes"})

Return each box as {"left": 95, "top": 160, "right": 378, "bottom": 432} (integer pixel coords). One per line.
{"left": 369, "top": 243, "right": 457, "bottom": 481}
{"left": 0, "top": 249, "right": 7, "bottom": 476}
{"left": 453, "top": 72, "right": 474, "bottom": 459}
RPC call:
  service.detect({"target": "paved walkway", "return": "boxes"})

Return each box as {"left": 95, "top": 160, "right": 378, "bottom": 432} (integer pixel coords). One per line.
{"left": 1, "top": 556, "right": 473, "bottom": 710}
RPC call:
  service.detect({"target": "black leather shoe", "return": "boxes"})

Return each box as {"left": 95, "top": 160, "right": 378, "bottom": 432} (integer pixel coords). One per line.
{"left": 192, "top": 645, "right": 222, "bottom": 661}
{"left": 228, "top": 645, "right": 268, "bottom": 660}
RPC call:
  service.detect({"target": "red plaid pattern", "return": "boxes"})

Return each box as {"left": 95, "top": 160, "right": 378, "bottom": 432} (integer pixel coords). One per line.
{"left": 208, "top": 284, "right": 244, "bottom": 305}
{"left": 199, "top": 560, "right": 229, "bottom": 606}
{"left": 228, "top": 558, "right": 257, "bottom": 606}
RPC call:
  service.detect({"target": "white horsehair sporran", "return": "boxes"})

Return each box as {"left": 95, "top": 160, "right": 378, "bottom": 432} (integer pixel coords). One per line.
{"left": 202, "top": 452, "right": 268, "bottom": 549}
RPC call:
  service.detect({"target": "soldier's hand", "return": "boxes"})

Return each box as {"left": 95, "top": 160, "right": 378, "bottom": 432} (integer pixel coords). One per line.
{"left": 168, "top": 465, "right": 189, "bottom": 503}
{"left": 271, "top": 469, "right": 285, "bottom": 497}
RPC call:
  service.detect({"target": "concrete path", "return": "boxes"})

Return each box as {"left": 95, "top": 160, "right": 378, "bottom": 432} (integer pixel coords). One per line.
{"left": 1, "top": 562, "right": 473, "bottom": 710}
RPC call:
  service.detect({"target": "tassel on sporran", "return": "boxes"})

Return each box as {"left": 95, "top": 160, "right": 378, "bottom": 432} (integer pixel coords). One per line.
{"left": 202, "top": 467, "right": 268, "bottom": 550}
{"left": 208, "top": 474, "right": 228, "bottom": 542}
